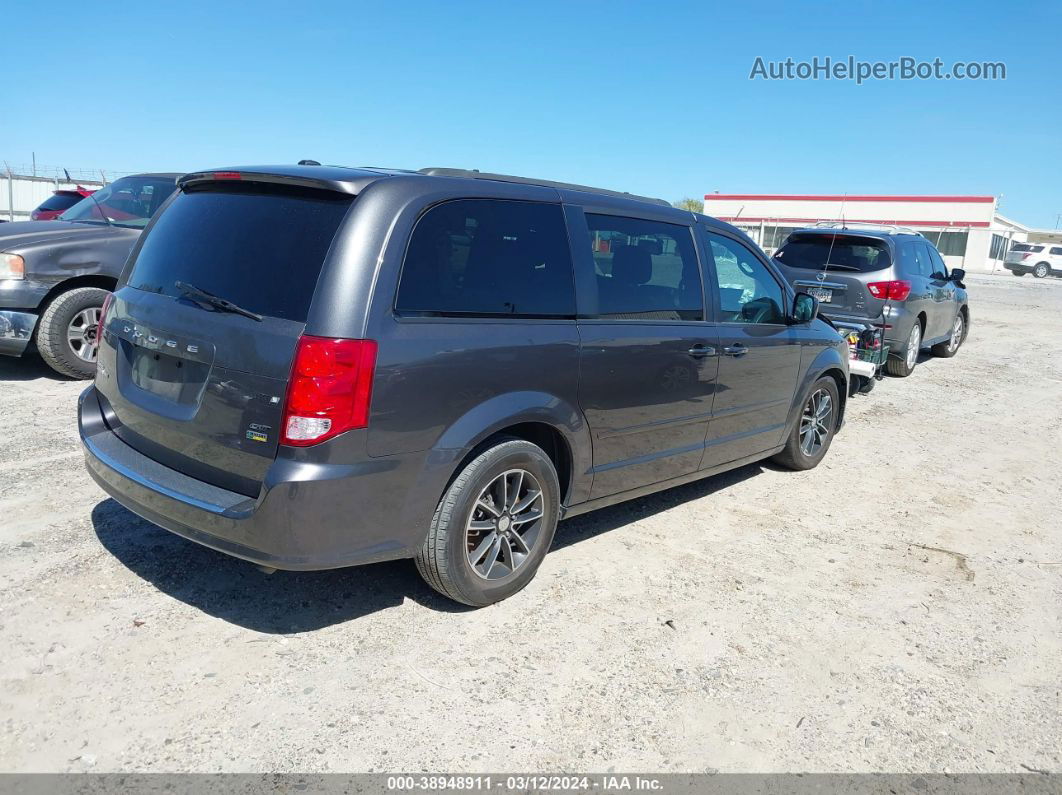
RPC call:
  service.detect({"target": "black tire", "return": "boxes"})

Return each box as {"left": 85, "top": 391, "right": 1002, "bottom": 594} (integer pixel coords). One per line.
{"left": 857, "top": 376, "right": 876, "bottom": 395}
{"left": 36, "top": 287, "right": 110, "bottom": 379}
{"left": 1012, "top": 271, "right": 1025, "bottom": 277}
{"left": 885, "top": 321, "right": 922, "bottom": 378}
{"left": 415, "top": 438, "right": 560, "bottom": 607}
{"left": 1033, "top": 262, "right": 1050, "bottom": 279}
{"left": 931, "top": 311, "right": 966, "bottom": 358}
{"left": 773, "top": 376, "right": 840, "bottom": 471}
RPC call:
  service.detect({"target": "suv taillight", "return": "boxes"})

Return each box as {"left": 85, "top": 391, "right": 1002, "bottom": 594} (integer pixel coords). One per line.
{"left": 282, "top": 336, "right": 378, "bottom": 446}
{"left": 100, "top": 291, "right": 115, "bottom": 324}
{"left": 1021, "top": 253, "right": 1032, "bottom": 260}
{"left": 867, "top": 280, "right": 912, "bottom": 301}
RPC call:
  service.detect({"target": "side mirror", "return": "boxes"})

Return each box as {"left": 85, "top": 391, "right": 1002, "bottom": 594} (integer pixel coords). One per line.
{"left": 792, "top": 292, "right": 819, "bottom": 324}
{"left": 950, "top": 268, "right": 966, "bottom": 282}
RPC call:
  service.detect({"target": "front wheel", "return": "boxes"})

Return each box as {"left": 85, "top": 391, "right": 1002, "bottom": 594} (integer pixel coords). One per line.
{"left": 773, "top": 376, "right": 840, "bottom": 471}
{"left": 886, "top": 322, "right": 921, "bottom": 377}
{"left": 1033, "top": 262, "right": 1050, "bottom": 278}
{"left": 36, "top": 287, "right": 110, "bottom": 379}
{"left": 415, "top": 438, "right": 560, "bottom": 606}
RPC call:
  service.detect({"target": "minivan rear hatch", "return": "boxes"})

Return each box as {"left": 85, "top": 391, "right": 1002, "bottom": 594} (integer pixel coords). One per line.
{"left": 772, "top": 232, "right": 892, "bottom": 317}
{"left": 95, "top": 174, "right": 355, "bottom": 497}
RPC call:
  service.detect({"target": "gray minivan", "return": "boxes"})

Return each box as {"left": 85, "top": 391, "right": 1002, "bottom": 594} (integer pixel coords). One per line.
{"left": 79, "top": 165, "right": 849, "bottom": 606}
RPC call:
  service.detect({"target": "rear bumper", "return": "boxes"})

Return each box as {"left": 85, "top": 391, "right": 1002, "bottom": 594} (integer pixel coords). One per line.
{"left": 1006, "top": 263, "right": 1036, "bottom": 274}
{"left": 79, "top": 385, "right": 425, "bottom": 570}
{"left": 0, "top": 309, "right": 37, "bottom": 356}
{"left": 821, "top": 306, "right": 917, "bottom": 349}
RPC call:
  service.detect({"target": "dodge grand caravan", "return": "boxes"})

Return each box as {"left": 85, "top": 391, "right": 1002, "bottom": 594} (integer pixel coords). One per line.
{"left": 79, "top": 165, "right": 849, "bottom": 606}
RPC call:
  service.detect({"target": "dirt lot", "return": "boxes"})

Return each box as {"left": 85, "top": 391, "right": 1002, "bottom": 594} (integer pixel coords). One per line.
{"left": 0, "top": 273, "right": 1059, "bottom": 774}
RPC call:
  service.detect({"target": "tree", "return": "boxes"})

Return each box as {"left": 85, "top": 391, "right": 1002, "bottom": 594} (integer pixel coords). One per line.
{"left": 673, "top": 197, "right": 703, "bottom": 213}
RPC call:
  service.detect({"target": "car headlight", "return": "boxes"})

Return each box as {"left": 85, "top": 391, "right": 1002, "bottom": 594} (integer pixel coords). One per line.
{"left": 1, "top": 253, "right": 25, "bottom": 280}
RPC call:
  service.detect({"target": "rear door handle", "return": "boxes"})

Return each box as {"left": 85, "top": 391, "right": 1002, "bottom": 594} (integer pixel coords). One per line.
{"left": 723, "top": 344, "right": 748, "bottom": 357}
{"left": 687, "top": 344, "right": 716, "bottom": 358}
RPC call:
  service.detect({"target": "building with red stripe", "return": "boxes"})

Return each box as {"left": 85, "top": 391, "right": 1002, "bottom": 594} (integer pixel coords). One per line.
{"left": 702, "top": 193, "right": 1048, "bottom": 272}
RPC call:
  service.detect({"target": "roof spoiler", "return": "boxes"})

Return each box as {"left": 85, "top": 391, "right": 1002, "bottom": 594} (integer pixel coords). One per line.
{"left": 178, "top": 169, "right": 360, "bottom": 195}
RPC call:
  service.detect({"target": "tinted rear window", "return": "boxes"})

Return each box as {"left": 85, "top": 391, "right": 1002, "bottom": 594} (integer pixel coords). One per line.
{"left": 773, "top": 234, "right": 891, "bottom": 272}
{"left": 36, "top": 193, "right": 83, "bottom": 212}
{"left": 128, "top": 185, "right": 353, "bottom": 322}
{"left": 1011, "top": 243, "right": 1044, "bottom": 253}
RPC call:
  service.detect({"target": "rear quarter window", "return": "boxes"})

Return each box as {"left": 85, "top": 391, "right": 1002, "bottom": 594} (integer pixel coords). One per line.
{"left": 127, "top": 185, "right": 354, "bottom": 322}
{"left": 36, "top": 193, "right": 83, "bottom": 212}
{"left": 396, "top": 199, "right": 575, "bottom": 318}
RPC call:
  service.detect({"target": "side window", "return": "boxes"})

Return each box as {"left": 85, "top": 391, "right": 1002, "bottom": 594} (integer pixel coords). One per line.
{"left": 706, "top": 232, "right": 787, "bottom": 325}
{"left": 925, "top": 244, "right": 948, "bottom": 278}
{"left": 584, "top": 214, "right": 703, "bottom": 321}
{"left": 902, "top": 242, "right": 932, "bottom": 277}
{"left": 1051, "top": 247, "right": 1062, "bottom": 257}
{"left": 396, "top": 199, "right": 575, "bottom": 317}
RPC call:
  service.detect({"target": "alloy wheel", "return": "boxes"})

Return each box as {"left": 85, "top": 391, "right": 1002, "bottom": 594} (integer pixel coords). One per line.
{"left": 799, "top": 389, "right": 833, "bottom": 457}
{"left": 465, "top": 469, "right": 545, "bottom": 580}
{"left": 948, "top": 315, "right": 964, "bottom": 353}
{"left": 906, "top": 324, "right": 921, "bottom": 369}
{"left": 67, "top": 307, "right": 102, "bottom": 362}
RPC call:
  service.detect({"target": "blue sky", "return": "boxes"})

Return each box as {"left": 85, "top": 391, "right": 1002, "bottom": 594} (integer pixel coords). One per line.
{"left": 4, "top": 0, "right": 1060, "bottom": 227}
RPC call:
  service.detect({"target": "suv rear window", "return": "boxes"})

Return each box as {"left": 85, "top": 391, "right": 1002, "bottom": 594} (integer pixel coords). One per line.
{"left": 1011, "top": 244, "right": 1044, "bottom": 253}
{"left": 36, "top": 193, "right": 84, "bottom": 212}
{"left": 128, "top": 185, "right": 353, "bottom": 322}
{"left": 773, "top": 234, "right": 891, "bottom": 272}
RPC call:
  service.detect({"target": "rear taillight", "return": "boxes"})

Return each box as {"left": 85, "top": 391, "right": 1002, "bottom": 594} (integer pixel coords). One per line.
{"left": 100, "top": 291, "right": 115, "bottom": 325}
{"left": 1021, "top": 253, "right": 1032, "bottom": 260}
{"left": 281, "top": 336, "right": 377, "bottom": 446}
{"left": 867, "top": 280, "right": 912, "bottom": 301}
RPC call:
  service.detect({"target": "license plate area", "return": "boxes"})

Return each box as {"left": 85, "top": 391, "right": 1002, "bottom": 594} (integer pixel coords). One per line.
{"left": 808, "top": 287, "right": 833, "bottom": 303}
{"left": 126, "top": 341, "right": 210, "bottom": 404}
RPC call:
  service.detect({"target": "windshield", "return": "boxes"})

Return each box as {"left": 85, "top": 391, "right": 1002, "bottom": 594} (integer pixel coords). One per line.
{"left": 58, "top": 176, "right": 177, "bottom": 228}
{"left": 773, "top": 234, "right": 891, "bottom": 272}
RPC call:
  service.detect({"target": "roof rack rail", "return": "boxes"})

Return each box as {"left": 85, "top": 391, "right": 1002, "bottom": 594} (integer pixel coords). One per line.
{"left": 417, "top": 167, "right": 673, "bottom": 208}
{"left": 811, "top": 221, "right": 921, "bottom": 236}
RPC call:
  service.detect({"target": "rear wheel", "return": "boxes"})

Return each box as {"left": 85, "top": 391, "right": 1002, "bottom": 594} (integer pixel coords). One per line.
{"left": 773, "top": 377, "right": 839, "bottom": 471}
{"left": 886, "top": 322, "right": 921, "bottom": 377}
{"left": 36, "top": 287, "right": 110, "bottom": 379}
{"left": 415, "top": 438, "right": 560, "bottom": 606}
{"left": 1033, "top": 262, "right": 1050, "bottom": 278}
{"left": 931, "top": 312, "right": 965, "bottom": 358}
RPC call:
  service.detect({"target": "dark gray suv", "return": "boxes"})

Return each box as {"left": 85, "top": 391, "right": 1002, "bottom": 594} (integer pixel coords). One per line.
{"left": 771, "top": 225, "right": 969, "bottom": 377}
{"left": 79, "top": 165, "right": 849, "bottom": 606}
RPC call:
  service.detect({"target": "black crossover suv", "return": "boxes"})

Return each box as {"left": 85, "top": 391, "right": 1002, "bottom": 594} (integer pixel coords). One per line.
{"left": 79, "top": 165, "right": 849, "bottom": 605}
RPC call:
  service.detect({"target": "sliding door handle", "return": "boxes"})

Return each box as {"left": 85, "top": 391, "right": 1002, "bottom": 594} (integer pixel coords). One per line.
{"left": 687, "top": 344, "right": 716, "bottom": 358}
{"left": 723, "top": 344, "right": 748, "bottom": 357}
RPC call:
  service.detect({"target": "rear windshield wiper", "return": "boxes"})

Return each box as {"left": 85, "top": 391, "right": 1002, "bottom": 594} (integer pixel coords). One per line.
{"left": 175, "top": 281, "right": 263, "bottom": 322}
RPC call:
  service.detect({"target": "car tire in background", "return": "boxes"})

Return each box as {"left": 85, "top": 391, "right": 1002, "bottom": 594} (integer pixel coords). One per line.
{"left": 931, "top": 312, "right": 966, "bottom": 358}
{"left": 886, "top": 322, "right": 921, "bottom": 378}
{"left": 1033, "top": 262, "right": 1050, "bottom": 278}
{"left": 415, "top": 437, "right": 560, "bottom": 606}
{"left": 773, "top": 376, "right": 840, "bottom": 471}
{"left": 36, "top": 287, "right": 110, "bottom": 379}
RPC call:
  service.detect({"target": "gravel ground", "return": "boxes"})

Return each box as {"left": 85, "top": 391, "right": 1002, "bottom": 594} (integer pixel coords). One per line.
{"left": 0, "top": 273, "right": 1059, "bottom": 774}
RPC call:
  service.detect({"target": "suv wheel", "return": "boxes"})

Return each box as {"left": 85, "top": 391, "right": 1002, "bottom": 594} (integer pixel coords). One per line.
{"left": 773, "top": 376, "right": 839, "bottom": 471}
{"left": 415, "top": 438, "right": 560, "bottom": 606}
{"left": 886, "top": 323, "right": 921, "bottom": 377}
{"left": 1033, "top": 262, "right": 1050, "bottom": 278}
{"left": 931, "top": 312, "right": 966, "bottom": 358}
{"left": 36, "top": 287, "right": 110, "bottom": 379}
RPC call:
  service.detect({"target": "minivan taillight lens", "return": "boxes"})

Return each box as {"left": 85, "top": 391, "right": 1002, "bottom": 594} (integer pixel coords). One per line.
{"left": 867, "top": 280, "right": 912, "bottom": 301}
{"left": 282, "top": 337, "right": 377, "bottom": 446}
{"left": 100, "top": 291, "right": 115, "bottom": 324}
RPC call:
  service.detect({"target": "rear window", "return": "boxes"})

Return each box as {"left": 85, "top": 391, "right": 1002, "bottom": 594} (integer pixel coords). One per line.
{"left": 36, "top": 193, "right": 84, "bottom": 212}
{"left": 773, "top": 234, "right": 891, "bottom": 272}
{"left": 1011, "top": 244, "right": 1044, "bottom": 253}
{"left": 127, "top": 185, "right": 354, "bottom": 322}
